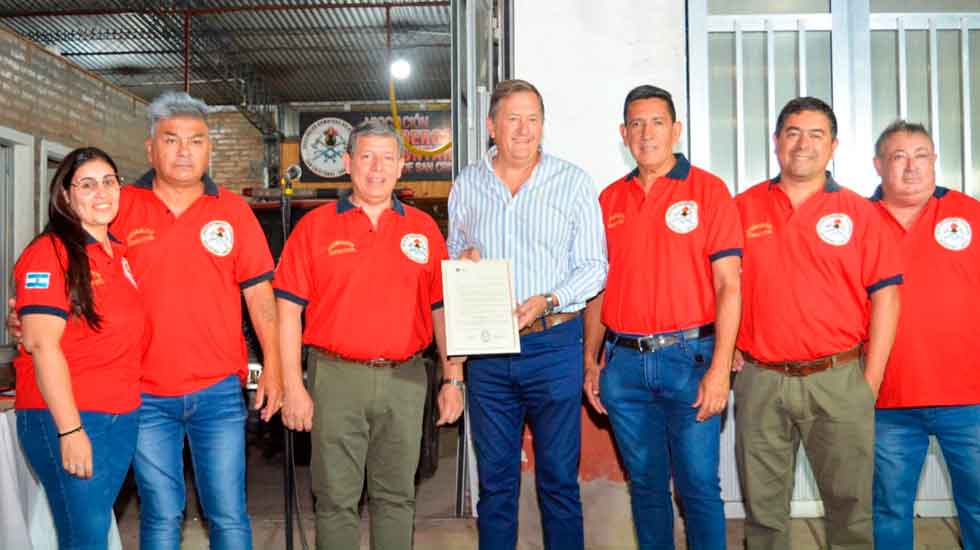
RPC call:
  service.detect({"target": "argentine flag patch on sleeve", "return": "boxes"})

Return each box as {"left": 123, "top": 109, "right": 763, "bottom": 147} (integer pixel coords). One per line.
{"left": 25, "top": 272, "right": 51, "bottom": 289}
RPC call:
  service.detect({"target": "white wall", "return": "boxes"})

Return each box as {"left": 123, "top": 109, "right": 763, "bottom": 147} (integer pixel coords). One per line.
{"left": 513, "top": 0, "right": 688, "bottom": 191}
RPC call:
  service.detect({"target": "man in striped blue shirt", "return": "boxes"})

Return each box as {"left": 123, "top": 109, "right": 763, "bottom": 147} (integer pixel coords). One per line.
{"left": 448, "top": 79, "right": 607, "bottom": 550}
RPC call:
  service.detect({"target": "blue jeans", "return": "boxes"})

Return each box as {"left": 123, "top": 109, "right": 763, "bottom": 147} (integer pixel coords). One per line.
{"left": 600, "top": 333, "right": 725, "bottom": 550}
{"left": 17, "top": 408, "right": 138, "bottom": 550}
{"left": 467, "top": 316, "right": 585, "bottom": 550}
{"left": 874, "top": 404, "right": 980, "bottom": 550}
{"left": 133, "top": 374, "right": 251, "bottom": 550}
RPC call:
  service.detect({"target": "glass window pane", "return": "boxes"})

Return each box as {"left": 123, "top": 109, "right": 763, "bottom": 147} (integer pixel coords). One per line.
{"left": 806, "top": 31, "right": 833, "bottom": 106}
{"left": 938, "top": 30, "right": 963, "bottom": 191}
{"left": 709, "top": 0, "right": 829, "bottom": 15}
{"left": 971, "top": 30, "right": 980, "bottom": 198}
{"left": 905, "top": 30, "right": 930, "bottom": 131}
{"left": 742, "top": 32, "right": 770, "bottom": 186}
{"left": 870, "top": 31, "right": 900, "bottom": 139}
{"left": 709, "top": 33, "right": 736, "bottom": 190}
{"left": 774, "top": 32, "right": 800, "bottom": 113}
{"left": 871, "top": 0, "right": 980, "bottom": 12}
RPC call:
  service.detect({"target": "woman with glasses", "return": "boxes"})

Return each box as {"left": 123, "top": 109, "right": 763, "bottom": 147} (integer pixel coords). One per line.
{"left": 12, "top": 147, "right": 145, "bottom": 549}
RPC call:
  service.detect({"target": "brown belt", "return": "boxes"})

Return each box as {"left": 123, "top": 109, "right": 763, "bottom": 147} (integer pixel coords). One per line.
{"left": 743, "top": 345, "right": 862, "bottom": 377}
{"left": 312, "top": 347, "right": 418, "bottom": 369}
{"left": 519, "top": 312, "right": 581, "bottom": 336}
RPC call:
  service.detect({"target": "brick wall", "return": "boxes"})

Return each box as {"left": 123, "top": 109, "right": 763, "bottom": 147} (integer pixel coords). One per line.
{"left": 0, "top": 26, "right": 265, "bottom": 203}
{"left": 0, "top": 26, "right": 148, "bottom": 184}
{"left": 208, "top": 109, "right": 265, "bottom": 193}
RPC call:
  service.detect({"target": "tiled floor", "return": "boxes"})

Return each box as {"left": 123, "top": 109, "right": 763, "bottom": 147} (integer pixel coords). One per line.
{"left": 113, "top": 426, "right": 964, "bottom": 549}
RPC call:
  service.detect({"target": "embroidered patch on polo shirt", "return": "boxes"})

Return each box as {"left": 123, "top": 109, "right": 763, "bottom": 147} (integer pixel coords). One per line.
{"left": 327, "top": 240, "right": 356, "bottom": 256}
{"left": 934, "top": 217, "right": 972, "bottom": 251}
{"left": 665, "top": 201, "right": 698, "bottom": 234}
{"left": 745, "top": 222, "right": 774, "bottom": 239}
{"left": 816, "top": 213, "right": 853, "bottom": 246}
{"left": 200, "top": 220, "right": 234, "bottom": 257}
{"left": 24, "top": 272, "right": 50, "bottom": 289}
{"left": 400, "top": 233, "right": 429, "bottom": 264}
{"left": 607, "top": 213, "right": 625, "bottom": 229}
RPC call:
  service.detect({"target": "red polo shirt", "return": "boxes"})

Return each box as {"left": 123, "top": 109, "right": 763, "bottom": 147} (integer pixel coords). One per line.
{"left": 274, "top": 194, "right": 447, "bottom": 361}
{"left": 600, "top": 154, "right": 743, "bottom": 334}
{"left": 111, "top": 171, "right": 274, "bottom": 396}
{"left": 871, "top": 185, "right": 980, "bottom": 408}
{"left": 736, "top": 175, "right": 902, "bottom": 362}
{"left": 14, "top": 233, "right": 144, "bottom": 414}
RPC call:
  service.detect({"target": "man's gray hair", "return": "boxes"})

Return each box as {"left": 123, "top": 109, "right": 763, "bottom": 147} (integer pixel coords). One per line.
{"left": 875, "top": 119, "right": 933, "bottom": 157}
{"left": 346, "top": 120, "right": 405, "bottom": 157}
{"left": 147, "top": 91, "right": 210, "bottom": 137}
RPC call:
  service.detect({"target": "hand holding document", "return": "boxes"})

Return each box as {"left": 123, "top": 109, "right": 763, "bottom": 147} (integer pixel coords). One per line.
{"left": 442, "top": 259, "right": 521, "bottom": 356}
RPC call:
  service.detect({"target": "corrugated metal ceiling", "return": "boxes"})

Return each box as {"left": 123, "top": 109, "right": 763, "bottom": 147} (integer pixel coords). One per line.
{"left": 0, "top": 1, "right": 451, "bottom": 107}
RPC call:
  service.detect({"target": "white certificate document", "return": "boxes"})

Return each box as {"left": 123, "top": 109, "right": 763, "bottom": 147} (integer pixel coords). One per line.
{"left": 442, "top": 259, "right": 521, "bottom": 356}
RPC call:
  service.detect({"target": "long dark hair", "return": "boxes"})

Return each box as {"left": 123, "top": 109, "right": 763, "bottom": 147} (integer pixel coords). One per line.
{"left": 40, "top": 147, "right": 119, "bottom": 330}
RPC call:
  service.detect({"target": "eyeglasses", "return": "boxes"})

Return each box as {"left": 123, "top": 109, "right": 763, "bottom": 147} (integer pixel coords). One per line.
{"left": 70, "top": 175, "right": 123, "bottom": 195}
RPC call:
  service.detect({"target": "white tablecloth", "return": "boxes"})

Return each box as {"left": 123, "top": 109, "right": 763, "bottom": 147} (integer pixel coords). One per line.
{"left": 0, "top": 409, "right": 122, "bottom": 550}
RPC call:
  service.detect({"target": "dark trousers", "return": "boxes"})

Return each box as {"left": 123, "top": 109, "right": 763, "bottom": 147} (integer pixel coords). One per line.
{"left": 467, "top": 316, "right": 585, "bottom": 550}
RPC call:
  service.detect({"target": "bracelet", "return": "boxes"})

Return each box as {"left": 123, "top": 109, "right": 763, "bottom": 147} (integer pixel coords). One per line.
{"left": 57, "top": 425, "right": 83, "bottom": 438}
{"left": 441, "top": 378, "right": 465, "bottom": 390}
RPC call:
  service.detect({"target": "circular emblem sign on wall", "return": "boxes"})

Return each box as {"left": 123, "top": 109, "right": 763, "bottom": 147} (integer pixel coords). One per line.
{"left": 300, "top": 117, "right": 354, "bottom": 178}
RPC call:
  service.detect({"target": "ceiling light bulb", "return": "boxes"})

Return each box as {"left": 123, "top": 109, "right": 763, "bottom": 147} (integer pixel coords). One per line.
{"left": 390, "top": 58, "right": 411, "bottom": 80}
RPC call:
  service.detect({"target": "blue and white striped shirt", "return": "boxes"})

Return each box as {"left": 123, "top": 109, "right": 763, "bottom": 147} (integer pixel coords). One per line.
{"left": 448, "top": 147, "right": 608, "bottom": 312}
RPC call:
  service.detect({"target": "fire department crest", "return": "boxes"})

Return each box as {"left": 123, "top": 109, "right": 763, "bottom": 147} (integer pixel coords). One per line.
{"left": 816, "top": 213, "right": 853, "bottom": 246}
{"left": 665, "top": 201, "right": 699, "bottom": 234}
{"left": 201, "top": 220, "right": 234, "bottom": 257}
{"left": 934, "top": 217, "right": 972, "bottom": 251}
{"left": 301, "top": 117, "right": 354, "bottom": 178}
{"left": 400, "top": 233, "right": 429, "bottom": 264}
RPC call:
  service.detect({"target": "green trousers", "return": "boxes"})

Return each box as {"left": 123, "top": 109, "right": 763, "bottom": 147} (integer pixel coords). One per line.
{"left": 308, "top": 350, "right": 428, "bottom": 550}
{"left": 734, "top": 359, "right": 876, "bottom": 550}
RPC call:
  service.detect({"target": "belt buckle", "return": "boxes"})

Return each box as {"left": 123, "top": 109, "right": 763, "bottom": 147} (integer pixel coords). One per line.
{"left": 635, "top": 337, "right": 652, "bottom": 353}
{"left": 367, "top": 358, "right": 393, "bottom": 368}
{"left": 638, "top": 335, "right": 660, "bottom": 352}
{"left": 636, "top": 333, "right": 673, "bottom": 353}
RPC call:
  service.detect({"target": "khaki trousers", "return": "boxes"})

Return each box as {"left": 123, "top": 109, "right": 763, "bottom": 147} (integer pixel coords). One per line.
{"left": 734, "top": 359, "right": 876, "bottom": 550}
{"left": 308, "top": 349, "right": 428, "bottom": 550}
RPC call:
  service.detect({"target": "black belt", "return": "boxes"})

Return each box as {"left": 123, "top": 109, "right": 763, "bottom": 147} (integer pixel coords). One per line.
{"left": 607, "top": 324, "right": 715, "bottom": 353}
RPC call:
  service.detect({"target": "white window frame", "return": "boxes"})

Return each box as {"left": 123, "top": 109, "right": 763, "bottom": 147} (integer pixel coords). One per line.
{"left": 37, "top": 139, "right": 72, "bottom": 232}
{"left": 0, "top": 126, "right": 35, "bottom": 347}
{"left": 869, "top": 13, "right": 979, "bottom": 197}
{"left": 688, "top": 0, "right": 876, "bottom": 195}
{"left": 0, "top": 126, "right": 36, "bottom": 260}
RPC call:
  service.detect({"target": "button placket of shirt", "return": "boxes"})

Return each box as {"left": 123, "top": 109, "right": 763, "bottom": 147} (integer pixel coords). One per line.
{"left": 356, "top": 210, "right": 379, "bottom": 250}
{"left": 770, "top": 188, "right": 797, "bottom": 226}
{"left": 504, "top": 199, "right": 517, "bottom": 257}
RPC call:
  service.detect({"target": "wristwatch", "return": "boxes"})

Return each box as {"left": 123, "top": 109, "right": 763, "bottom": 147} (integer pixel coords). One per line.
{"left": 441, "top": 378, "right": 466, "bottom": 390}
{"left": 541, "top": 293, "right": 558, "bottom": 315}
